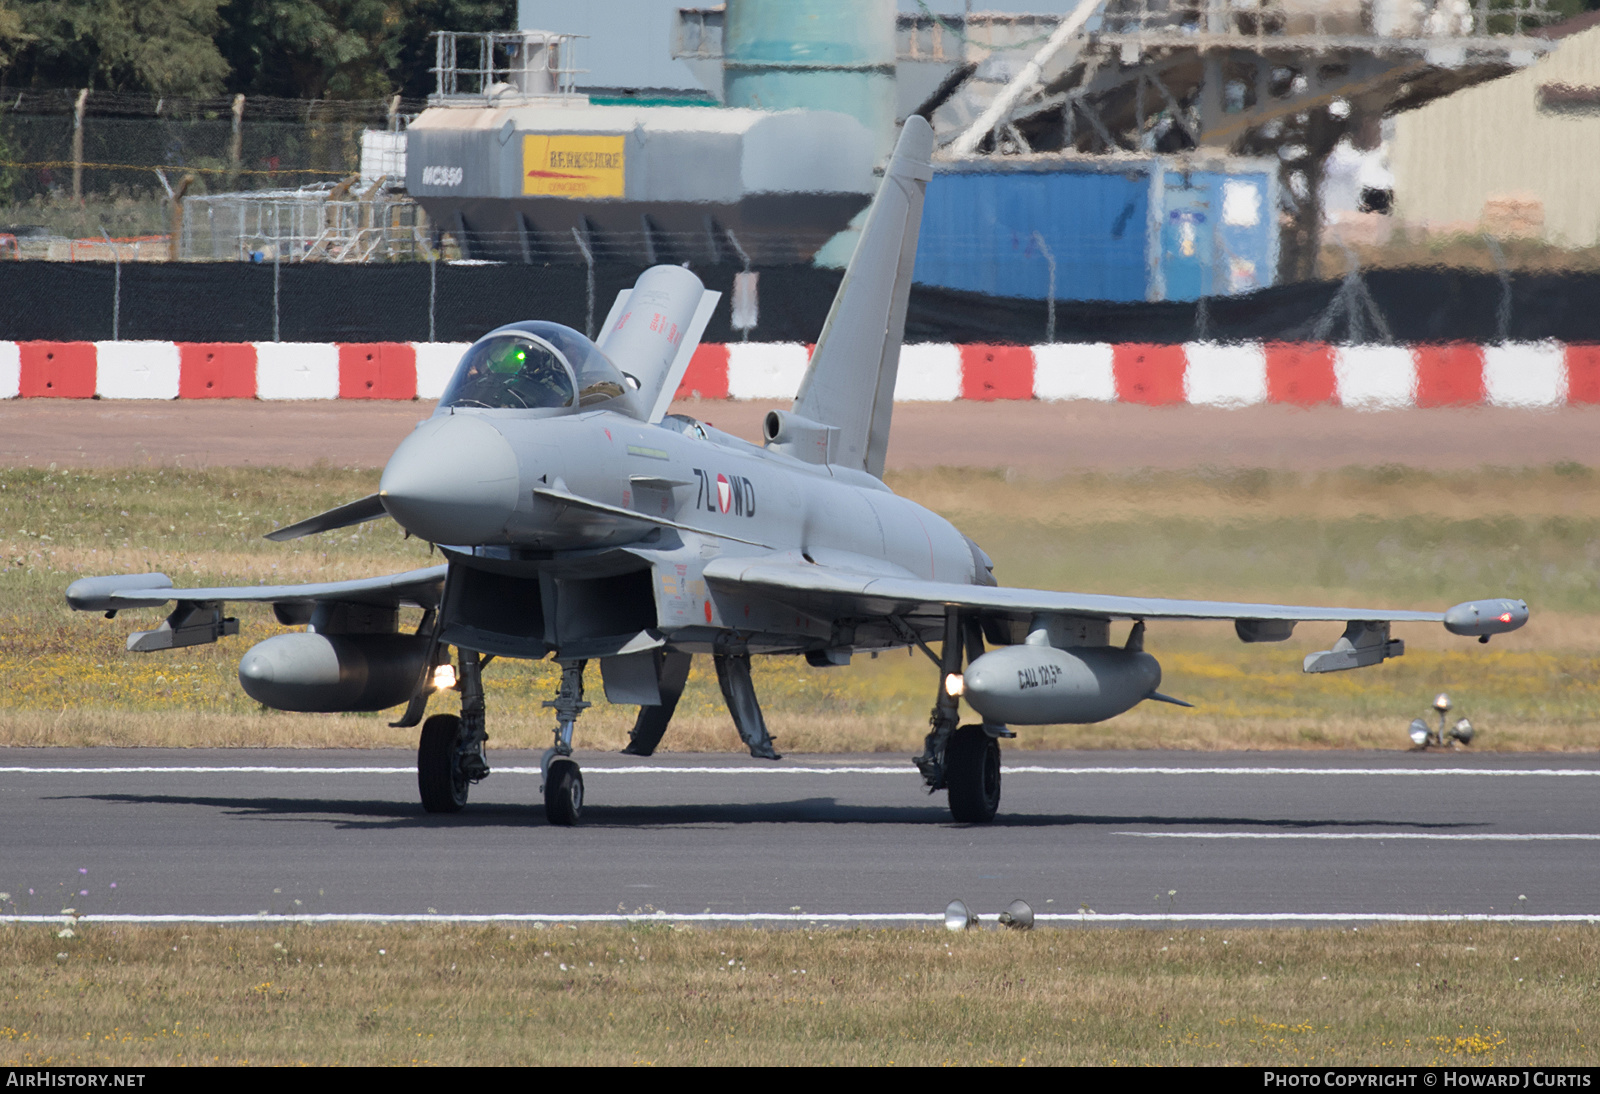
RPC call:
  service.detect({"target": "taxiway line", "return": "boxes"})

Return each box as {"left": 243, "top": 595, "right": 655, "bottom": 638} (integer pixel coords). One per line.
{"left": 4, "top": 912, "right": 1599, "bottom": 926}
{"left": 2, "top": 764, "right": 1598, "bottom": 777}
{"left": 1117, "top": 832, "right": 1600, "bottom": 841}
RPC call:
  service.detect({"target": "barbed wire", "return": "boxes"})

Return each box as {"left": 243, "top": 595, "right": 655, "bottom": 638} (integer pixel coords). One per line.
{"left": 0, "top": 160, "right": 356, "bottom": 177}
{"left": 0, "top": 89, "right": 429, "bottom": 121}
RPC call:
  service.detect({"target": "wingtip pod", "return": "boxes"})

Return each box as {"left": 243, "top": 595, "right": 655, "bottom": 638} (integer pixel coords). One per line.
{"left": 66, "top": 573, "right": 174, "bottom": 612}
{"left": 1443, "top": 599, "right": 1529, "bottom": 638}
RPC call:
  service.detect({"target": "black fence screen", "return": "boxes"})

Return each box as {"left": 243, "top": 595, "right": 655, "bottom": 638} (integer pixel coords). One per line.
{"left": 2, "top": 259, "right": 1600, "bottom": 346}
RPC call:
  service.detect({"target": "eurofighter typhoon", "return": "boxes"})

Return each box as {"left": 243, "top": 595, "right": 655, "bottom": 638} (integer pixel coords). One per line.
{"left": 67, "top": 118, "right": 1528, "bottom": 824}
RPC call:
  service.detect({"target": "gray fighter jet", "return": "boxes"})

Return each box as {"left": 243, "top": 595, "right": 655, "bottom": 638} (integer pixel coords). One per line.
{"left": 66, "top": 117, "right": 1528, "bottom": 825}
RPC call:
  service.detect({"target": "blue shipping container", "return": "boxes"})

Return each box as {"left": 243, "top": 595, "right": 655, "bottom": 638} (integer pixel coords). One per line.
{"left": 912, "top": 157, "right": 1278, "bottom": 304}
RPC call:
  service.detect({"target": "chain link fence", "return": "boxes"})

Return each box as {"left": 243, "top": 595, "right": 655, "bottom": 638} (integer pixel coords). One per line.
{"left": 181, "top": 188, "right": 426, "bottom": 263}
{"left": 0, "top": 90, "right": 427, "bottom": 243}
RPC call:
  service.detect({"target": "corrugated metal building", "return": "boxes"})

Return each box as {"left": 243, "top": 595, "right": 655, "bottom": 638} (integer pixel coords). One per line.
{"left": 1391, "top": 15, "right": 1600, "bottom": 246}
{"left": 405, "top": 100, "right": 877, "bottom": 265}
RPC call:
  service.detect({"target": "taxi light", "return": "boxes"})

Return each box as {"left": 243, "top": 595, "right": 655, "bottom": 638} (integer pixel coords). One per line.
{"left": 432, "top": 663, "right": 457, "bottom": 691}
{"left": 944, "top": 673, "right": 965, "bottom": 698}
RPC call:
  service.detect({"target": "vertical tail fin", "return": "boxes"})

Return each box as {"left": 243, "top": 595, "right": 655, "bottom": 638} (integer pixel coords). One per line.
{"left": 791, "top": 115, "right": 933, "bottom": 478}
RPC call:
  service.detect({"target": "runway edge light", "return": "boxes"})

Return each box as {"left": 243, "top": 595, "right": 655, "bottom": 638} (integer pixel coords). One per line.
{"left": 944, "top": 899, "right": 977, "bottom": 931}
{"left": 998, "top": 899, "right": 1034, "bottom": 930}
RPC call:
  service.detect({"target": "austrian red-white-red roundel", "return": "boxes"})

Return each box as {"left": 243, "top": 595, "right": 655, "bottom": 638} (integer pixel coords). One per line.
{"left": 716, "top": 473, "right": 732, "bottom": 514}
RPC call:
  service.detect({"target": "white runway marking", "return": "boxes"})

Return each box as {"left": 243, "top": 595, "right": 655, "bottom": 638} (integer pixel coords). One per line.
{"left": 1118, "top": 831, "right": 1600, "bottom": 841}
{"left": 3, "top": 764, "right": 1599, "bottom": 777}
{"left": 1000, "top": 766, "right": 1600, "bottom": 778}
{"left": 3, "top": 912, "right": 1598, "bottom": 926}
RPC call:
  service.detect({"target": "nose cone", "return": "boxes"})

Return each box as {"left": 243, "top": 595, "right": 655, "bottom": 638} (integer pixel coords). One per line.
{"left": 380, "top": 414, "right": 520, "bottom": 544}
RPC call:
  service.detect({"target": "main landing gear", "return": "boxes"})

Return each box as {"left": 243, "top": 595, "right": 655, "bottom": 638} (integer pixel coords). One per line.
{"left": 413, "top": 650, "right": 592, "bottom": 826}
{"left": 417, "top": 649, "right": 490, "bottom": 813}
{"left": 913, "top": 611, "right": 1009, "bottom": 823}
{"left": 944, "top": 724, "right": 1002, "bottom": 823}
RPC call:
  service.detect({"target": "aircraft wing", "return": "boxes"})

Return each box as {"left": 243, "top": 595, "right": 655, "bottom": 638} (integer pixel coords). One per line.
{"left": 68, "top": 565, "right": 449, "bottom": 612}
{"left": 67, "top": 565, "right": 450, "bottom": 653}
{"left": 702, "top": 556, "right": 1526, "bottom": 663}
{"left": 704, "top": 555, "right": 1446, "bottom": 623}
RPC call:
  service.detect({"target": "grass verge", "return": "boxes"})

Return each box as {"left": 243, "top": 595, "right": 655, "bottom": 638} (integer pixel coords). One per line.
{"left": 0, "top": 922, "right": 1594, "bottom": 1066}
{"left": 3, "top": 463, "right": 1596, "bottom": 752}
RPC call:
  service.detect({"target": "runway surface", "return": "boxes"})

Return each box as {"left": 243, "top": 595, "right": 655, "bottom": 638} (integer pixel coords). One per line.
{"left": 4, "top": 748, "right": 1599, "bottom": 926}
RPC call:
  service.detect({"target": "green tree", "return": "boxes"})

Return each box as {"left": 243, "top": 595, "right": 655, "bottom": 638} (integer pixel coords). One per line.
{"left": 217, "top": 0, "right": 511, "bottom": 100}
{"left": 218, "top": 0, "right": 396, "bottom": 100}
{"left": 390, "top": 0, "right": 511, "bottom": 99}
{"left": 1546, "top": 0, "right": 1600, "bottom": 19}
{"left": 9, "top": 0, "right": 230, "bottom": 96}
{"left": 0, "top": 3, "right": 31, "bottom": 71}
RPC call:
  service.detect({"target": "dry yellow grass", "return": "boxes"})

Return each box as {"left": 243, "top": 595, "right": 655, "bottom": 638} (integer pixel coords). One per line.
{"left": 4, "top": 464, "right": 1596, "bottom": 754}
{"left": 0, "top": 922, "right": 1594, "bottom": 1066}
{"left": 897, "top": 462, "right": 1600, "bottom": 524}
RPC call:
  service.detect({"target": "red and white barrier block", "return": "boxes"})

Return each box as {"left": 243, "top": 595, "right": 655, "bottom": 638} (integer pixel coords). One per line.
{"left": 2, "top": 340, "right": 1595, "bottom": 407}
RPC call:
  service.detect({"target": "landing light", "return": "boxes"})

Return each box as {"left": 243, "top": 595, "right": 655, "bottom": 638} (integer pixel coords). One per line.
{"left": 944, "top": 673, "right": 965, "bottom": 698}
{"left": 944, "top": 899, "right": 977, "bottom": 931}
{"left": 1409, "top": 719, "right": 1430, "bottom": 747}
{"left": 432, "top": 663, "right": 458, "bottom": 691}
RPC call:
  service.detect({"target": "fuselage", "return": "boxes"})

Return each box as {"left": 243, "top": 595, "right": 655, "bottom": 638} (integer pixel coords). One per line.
{"left": 380, "top": 404, "right": 981, "bottom": 587}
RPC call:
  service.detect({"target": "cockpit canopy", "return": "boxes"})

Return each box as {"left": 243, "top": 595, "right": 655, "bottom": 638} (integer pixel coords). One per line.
{"left": 438, "top": 322, "right": 633, "bottom": 413}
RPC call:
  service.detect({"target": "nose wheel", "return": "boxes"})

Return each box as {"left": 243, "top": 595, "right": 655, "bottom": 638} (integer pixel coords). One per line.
{"left": 543, "top": 756, "right": 584, "bottom": 826}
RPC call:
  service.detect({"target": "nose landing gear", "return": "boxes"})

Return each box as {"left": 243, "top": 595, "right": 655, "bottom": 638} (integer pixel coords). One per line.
{"left": 544, "top": 757, "right": 584, "bottom": 826}
{"left": 540, "top": 660, "right": 589, "bottom": 826}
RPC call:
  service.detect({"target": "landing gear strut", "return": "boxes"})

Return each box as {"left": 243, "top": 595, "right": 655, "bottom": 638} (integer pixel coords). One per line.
{"left": 715, "top": 651, "right": 781, "bottom": 760}
{"left": 416, "top": 648, "right": 490, "bottom": 813}
{"left": 541, "top": 660, "right": 588, "bottom": 826}
{"left": 622, "top": 650, "right": 692, "bottom": 757}
{"left": 913, "top": 611, "right": 1006, "bottom": 823}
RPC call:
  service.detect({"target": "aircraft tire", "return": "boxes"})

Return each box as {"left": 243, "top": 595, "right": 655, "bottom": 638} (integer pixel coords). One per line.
{"left": 418, "top": 713, "right": 469, "bottom": 813}
{"left": 544, "top": 758, "right": 584, "bottom": 826}
{"left": 946, "top": 724, "right": 1001, "bottom": 823}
